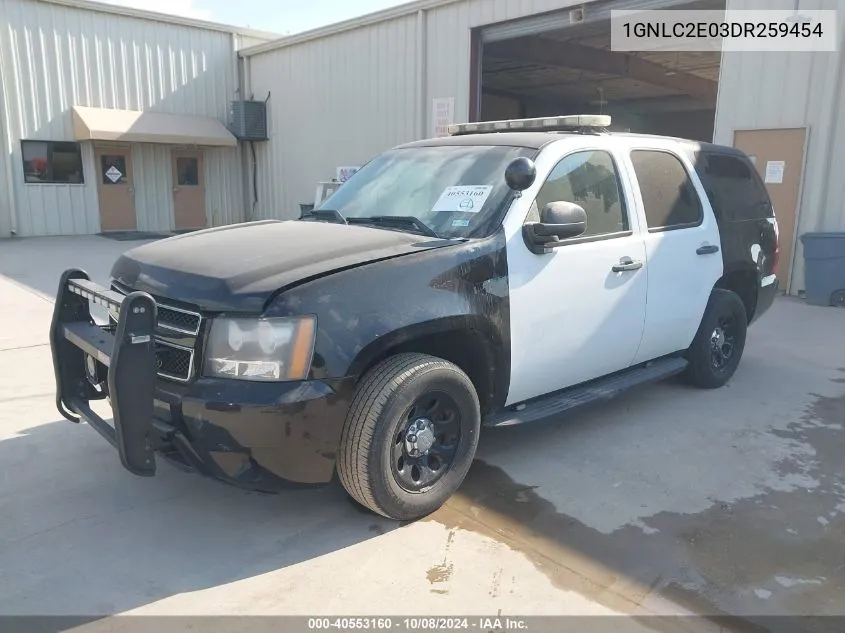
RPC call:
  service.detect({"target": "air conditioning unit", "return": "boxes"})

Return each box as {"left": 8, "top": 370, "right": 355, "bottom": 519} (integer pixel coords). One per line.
{"left": 228, "top": 100, "right": 268, "bottom": 141}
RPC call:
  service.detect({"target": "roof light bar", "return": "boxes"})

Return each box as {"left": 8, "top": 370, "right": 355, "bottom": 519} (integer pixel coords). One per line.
{"left": 447, "top": 114, "right": 611, "bottom": 136}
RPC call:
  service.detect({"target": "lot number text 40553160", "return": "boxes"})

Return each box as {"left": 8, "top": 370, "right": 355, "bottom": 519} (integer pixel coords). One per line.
{"left": 307, "top": 617, "right": 529, "bottom": 631}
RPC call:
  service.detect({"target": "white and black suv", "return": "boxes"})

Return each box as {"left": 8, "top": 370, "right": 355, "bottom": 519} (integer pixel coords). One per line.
{"left": 51, "top": 115, "right": 780, "bottom": 521}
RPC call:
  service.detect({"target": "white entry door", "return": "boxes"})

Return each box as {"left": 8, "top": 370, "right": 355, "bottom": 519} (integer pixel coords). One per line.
{"left": 504, "top": 145, "right": 648, "bottom": 406}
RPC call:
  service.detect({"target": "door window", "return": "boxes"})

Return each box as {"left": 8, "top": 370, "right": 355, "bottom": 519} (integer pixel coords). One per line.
{"left": 101, "top": 155, "right": 128, "bottom": 185}
{"left": 527, "top": 150, "right": 629, "bottom": 239}
{"left": 630, "top": 150, "right": 702, "bottom": 231}
{"left": 176, "top": 157, "right": 200, "bottom": 186}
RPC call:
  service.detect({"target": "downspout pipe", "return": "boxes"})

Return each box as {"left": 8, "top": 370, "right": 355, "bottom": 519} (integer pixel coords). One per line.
{"left": 416, "top": 9, "right": 427, "bottom": 139}
{"left": 0, "top": 52, "right": 18, "bottom": 236}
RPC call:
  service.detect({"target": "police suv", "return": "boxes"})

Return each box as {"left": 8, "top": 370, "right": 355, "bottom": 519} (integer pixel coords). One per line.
{"left": 50, "top": 115, "right": 780, "bottom": 520}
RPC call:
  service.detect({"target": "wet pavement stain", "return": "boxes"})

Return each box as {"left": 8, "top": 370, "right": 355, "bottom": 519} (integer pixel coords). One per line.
{"left": 426, "top": 528, "right": 457, "bottom": 592}
{"left": 426, "top": 563, "right": 455, "bottom": 585}
{"left": 427, "top": 386, "right": 845, "bottom": 628}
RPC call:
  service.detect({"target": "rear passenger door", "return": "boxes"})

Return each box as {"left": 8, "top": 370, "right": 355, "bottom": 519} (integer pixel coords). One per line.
{"left": 626, "top": 146, "right": 723, "bottom": 365}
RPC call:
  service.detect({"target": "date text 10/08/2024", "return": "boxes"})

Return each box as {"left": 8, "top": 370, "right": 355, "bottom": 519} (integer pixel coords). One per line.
{"left": 307, "top": 618, "right": 529, "bottom": 631}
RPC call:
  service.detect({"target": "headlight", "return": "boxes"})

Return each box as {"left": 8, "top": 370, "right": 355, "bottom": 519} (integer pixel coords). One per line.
{"left": 204, "top": 316, "right": 316, "bottom": 382}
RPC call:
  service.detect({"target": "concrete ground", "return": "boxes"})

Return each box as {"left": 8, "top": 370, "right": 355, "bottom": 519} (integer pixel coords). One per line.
{"left": 1, "top": 236, "right": 844, "bottom": 630}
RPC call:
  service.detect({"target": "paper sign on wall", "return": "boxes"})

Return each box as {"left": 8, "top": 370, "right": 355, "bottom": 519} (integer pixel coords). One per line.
{"left": 764, "top": 160, "right": 785, "bottom": 184}
{"left": 432, "top": 185, "right": 493, "bottom": 213}
{"left": 432, "top": 97, "right": 455, "bottom": 138}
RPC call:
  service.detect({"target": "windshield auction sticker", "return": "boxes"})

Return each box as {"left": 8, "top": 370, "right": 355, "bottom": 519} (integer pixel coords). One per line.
{"left": 432, "top": 185, "right": 493, "bottom": 213}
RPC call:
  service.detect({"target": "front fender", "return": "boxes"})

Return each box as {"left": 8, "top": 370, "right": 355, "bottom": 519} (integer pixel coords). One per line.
{"left": 346, "top": 315, "right": 503, "bottom": 379}
{"left": 263, "top": 231, "right": 512, "bottom": 403}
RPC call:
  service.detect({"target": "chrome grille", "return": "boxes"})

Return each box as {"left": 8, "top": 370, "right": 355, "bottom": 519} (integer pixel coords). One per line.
{"left": 155, "top": 342, "right": 194, "bottom": 382}
{"left": 109, "top": 282, "right": 201, "bottom": 383}
{"left": 111, "top": 281, "right": 201, "bottom": 335}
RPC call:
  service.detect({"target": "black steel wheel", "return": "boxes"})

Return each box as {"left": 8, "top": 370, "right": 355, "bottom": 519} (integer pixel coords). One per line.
{"left": 685, "top": 289, "right": 748, "bottom": 389}
{"left": 337, "top": 353, "right": 480, "bottom": 521}
{"left": 709, "top": 314, "right": 738, "bottom": 371}
{"left": 391, "top": 391, "right": 462, "bottom": 492}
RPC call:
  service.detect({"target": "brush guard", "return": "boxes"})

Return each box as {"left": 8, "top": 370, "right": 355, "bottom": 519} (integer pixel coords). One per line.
{"left": 49, "top": 269, "right": 158, "bottom": 476}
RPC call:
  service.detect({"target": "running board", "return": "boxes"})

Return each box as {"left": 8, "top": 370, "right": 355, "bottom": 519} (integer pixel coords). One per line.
{"left": 484, "top": 357, "right": 689, "bottom": 428}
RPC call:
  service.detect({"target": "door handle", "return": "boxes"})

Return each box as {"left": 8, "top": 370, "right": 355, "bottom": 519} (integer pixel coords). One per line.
{"left": 612, "top": 257, "right": 644, "bottom": 272}
{"left": 697, "top": 244, "right": 720, "bottom": 255}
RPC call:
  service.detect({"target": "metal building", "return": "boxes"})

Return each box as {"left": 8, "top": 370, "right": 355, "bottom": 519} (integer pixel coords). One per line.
{"left": 0, "top": 0, "right": 276, "bottom": 238}
{"left": 2, "top": 0, "right": 842, "bottom": 297}
{"left": 240, "top": 0, "right": 842, "bottom": 296}
{"left": 714, "top": 0, "right": 845, "bottom": 294}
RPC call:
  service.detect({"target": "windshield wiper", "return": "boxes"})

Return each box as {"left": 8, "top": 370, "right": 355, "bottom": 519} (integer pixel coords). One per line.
{"left": 347, "top": 215, "right": 440, "bottom": 239}
{"left": 300, "top": 208, "right": 347, "bottom": 225}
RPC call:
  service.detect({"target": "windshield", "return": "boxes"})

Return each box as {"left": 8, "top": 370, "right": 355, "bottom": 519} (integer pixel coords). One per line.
{"left": 318, "top": 145, "right": 536, "bottom": 238}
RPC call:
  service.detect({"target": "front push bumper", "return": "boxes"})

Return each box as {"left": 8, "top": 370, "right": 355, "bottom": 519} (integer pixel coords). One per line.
{"left": 49, "top": 269, "right": 353, "bottom": 491}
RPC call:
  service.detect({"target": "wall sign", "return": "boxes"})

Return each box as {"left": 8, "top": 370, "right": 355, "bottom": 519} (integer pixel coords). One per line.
{"left": 336, "top": 166, "right": 360, "bottom": 183}
{"left": 764, "top": 160, "right": 785, "bottom": 184}
{"left": 432, "top": 97, "right": 455, "bottom": 138}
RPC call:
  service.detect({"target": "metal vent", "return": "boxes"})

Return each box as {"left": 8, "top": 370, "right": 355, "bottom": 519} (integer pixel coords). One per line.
{"left": 228, "top": 100, "right": 268, "bottom": 141}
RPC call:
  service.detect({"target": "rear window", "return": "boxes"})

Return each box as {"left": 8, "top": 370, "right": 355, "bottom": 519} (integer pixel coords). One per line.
{"left": 699, "top": 152, "right": 773, "bottom": 222}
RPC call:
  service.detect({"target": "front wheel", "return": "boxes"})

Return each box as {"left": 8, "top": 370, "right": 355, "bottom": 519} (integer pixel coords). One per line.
{"left": 337, "top": 353, "right": 481, "bottom": 521}
{"left": 684, "top": 289, "right": 748, "bottom": 389}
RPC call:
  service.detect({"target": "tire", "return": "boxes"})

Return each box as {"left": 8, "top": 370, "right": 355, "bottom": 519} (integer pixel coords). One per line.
{"left": 337, "top": 353, "right": 480, "bottom": 521}
{"left": 684, "top": 288, "right": 748, "bottom": 389}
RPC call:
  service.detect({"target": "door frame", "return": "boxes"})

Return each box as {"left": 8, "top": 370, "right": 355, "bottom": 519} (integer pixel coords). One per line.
{"left": 170, "top": 146, "right": 207, "bottom": 231}
{"left": 731, "top": 125, "right": 811, "bottom": 295}
{"left": 93, "top": 142, "right": 136, "bottom": 232}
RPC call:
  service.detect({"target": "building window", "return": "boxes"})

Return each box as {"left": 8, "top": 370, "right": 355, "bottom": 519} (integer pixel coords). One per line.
{"left": 21, "top": 141, "right": 84, "bottom": 184}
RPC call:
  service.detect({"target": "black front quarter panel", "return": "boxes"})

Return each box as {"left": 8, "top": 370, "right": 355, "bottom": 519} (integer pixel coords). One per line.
{"left": 264, "top": 231, "right": 511, "bottom": 409}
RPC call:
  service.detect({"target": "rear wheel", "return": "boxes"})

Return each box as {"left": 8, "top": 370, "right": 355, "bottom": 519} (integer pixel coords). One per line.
{"left": 337, "top": 353, "right": 480, "bottom": 521}
{"left": 685, "top": 289, "right": 748, "bottom": 389}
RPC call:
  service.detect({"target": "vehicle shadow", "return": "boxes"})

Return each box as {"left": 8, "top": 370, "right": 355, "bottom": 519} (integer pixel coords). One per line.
{"left": 0, "top": 417, "right": 400, "bottom": 616}
{"left": 3, "top": 359, "right": 844, "bottom": 623}
{"left": 442, "top": 353, "right": 845, "bottom": 624}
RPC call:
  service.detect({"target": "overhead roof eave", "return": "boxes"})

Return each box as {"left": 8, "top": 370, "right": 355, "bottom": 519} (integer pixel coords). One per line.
{"left": 71, "top": 106, "right": 238, "bottom": 147}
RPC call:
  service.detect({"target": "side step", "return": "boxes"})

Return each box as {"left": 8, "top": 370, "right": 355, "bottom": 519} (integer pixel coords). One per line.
{"left": 484, "top": 356, "right": 689, "bottom": 428}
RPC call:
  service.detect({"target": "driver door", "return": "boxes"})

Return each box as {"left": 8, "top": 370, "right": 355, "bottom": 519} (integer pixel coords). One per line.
{"left": 504, "top": 144, "right": 648, "bottom": 406}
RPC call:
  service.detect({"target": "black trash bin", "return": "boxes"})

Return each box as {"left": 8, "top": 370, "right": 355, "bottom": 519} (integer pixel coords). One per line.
{"left": 299, "top": 203, "right": 315, "bottom": 218}
{"left": 800, "top": 232, "right": 845, "bottom": 307}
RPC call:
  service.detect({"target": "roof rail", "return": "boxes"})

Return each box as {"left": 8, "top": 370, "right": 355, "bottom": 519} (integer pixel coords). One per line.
{"left": 447, "top": 115, "right": 611, "bottom": 136}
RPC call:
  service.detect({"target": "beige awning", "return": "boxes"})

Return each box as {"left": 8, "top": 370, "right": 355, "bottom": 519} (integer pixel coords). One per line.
{"left": 71, "top": 106, "right": 237, "bottom": 147}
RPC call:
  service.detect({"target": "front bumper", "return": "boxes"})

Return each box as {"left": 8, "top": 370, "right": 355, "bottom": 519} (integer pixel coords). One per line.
{"left": 49, "top": 269, "right": 353, "bottom": 491}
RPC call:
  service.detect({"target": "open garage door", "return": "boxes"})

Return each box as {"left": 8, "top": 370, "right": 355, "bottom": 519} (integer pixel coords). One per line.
{"left": 476, "top": 0, "right": 725, "bottom": 142}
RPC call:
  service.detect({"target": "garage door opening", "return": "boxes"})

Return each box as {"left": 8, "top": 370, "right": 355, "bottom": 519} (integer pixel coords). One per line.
{"left": 476, "top": 1, "right": 725, "bottom": 142}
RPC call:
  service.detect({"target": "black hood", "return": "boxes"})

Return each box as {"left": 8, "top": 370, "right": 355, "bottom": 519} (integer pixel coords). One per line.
{"left": 111, "top": 220, "right": 456, "bottom": 312}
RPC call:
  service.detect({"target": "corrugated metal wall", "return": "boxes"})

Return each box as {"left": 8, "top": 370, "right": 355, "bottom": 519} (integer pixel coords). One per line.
{"left": 246, "top": 13, "right": 421, "bottom": 220}
{"left": 714, "top": 0, "right": 845, "bottom": 293}
{"left": 0, "top": 0, "right": 252, "bottom": 236}
{"left": 246, "top": 0, "right": 584, "bottom": 220}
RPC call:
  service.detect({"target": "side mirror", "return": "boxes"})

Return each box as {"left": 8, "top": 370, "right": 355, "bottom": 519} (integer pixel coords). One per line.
{"left": 505, "top": 157, "right": 536, "bottom": 192}
{"left": 522, "top": 201, "right": 587, "bottom": 254}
